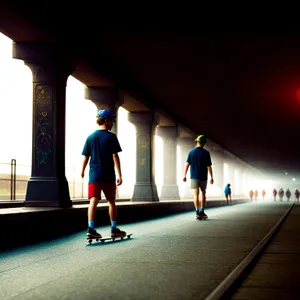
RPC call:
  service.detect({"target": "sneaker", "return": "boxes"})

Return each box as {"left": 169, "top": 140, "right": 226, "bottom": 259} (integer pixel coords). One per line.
{"left": 87, "top": 227, "right": 102, "bottom": 239}
{"left": 197, "top": 210, "right": 208, "bottom": 220}
{"left": 111, "top": 227, "right": 126, "bottom": 238}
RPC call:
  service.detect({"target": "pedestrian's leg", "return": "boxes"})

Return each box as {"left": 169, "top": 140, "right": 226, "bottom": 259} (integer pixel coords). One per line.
{"left": 108, "top": 200, "right": 117, "bottom": 223}
{"left": 103, "top": 184, "right": 126, "bottom": 236}
{"left": 88, "top": 196, "right": 99, "bottom": 228}
{"left": 86, "top": 194, "right": 102, "bottom": 239}
{"left": 201, "top": 190, "right": 206, "bottom": 210}
{"left": 102, "top": 184, "right": 117, "bottom": 227}
{"left": 107, "top": 199, "right": 126, "bottom": 236}
{"left": 193, "top": 188, "right": 200, "bottom": 211}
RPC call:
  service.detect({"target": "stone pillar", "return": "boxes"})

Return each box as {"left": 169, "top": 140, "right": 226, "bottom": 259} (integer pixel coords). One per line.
{"left": 13, "top": 42, "right": 74, "bottom": 207}
{"left": 156, "top": 126, "right": 180, "bottom": 200}
{"left": 177, "top": 137, "right": 195, "bottom": 199}
{"left": 128, "top": 112, "right": 159, "bottom": 202}
{"left": 212, "top": 156, "right": 224, "bottom": 197}
{"left": 84, "top": 87, "right": 124, "bottom": 198}
{"left": 84, "top": 86, "right": 124, "bottom": 134}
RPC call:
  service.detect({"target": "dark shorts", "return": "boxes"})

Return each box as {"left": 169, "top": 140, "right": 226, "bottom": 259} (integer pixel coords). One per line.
{"left": 88, "top": 183, "right": 116, "bottom": 201}
{"left": 190, "top": 179, "right": 207, "bottom": 192}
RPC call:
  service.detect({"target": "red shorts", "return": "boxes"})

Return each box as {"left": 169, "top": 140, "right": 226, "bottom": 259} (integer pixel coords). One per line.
{"left": 88, "top": 183, "right": 116, "bottom": 201}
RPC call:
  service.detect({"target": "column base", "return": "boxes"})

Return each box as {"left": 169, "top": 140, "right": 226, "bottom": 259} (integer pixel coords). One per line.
{"left": 25, "top": 177, "right": 72, "bottom": 208}
{"left": 160, "top": 184, "right": 180, "bottom": 200}
{"left": 131, "top": 183, "right": 159, "bottom": 202}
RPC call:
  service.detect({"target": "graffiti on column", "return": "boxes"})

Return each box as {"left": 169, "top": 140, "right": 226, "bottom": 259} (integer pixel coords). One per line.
{"left": 35, "top": 85, "right": 52, "bottom": 164}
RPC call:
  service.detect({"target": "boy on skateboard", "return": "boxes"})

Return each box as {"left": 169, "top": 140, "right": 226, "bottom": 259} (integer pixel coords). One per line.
{"left": 81, "top": 109, "right": 126, "bottom": 241}
{"left": 183, "top": 135, "right": 214, "bottom": 220}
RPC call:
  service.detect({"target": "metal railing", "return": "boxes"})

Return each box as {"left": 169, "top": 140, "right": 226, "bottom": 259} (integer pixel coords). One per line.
{"left": 0, "top": 160, "right": 89, "bottom": 201}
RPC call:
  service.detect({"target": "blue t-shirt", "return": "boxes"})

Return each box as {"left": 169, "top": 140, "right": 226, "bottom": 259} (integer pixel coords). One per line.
{"left": 82, "top": 130, "right": 122, "bottom": 184}
{"left": 186, "top": 147, "right": 212, "bottom": 181}
{"left": 224, "top": 186, "right": 231, "bottom": 195}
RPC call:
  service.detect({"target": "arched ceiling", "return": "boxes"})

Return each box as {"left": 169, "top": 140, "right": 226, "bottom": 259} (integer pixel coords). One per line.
{"left": 1, "top": 2, "right": 300, "bottom": 180}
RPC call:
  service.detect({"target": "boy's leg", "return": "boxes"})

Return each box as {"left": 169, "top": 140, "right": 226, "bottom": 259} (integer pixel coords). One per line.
{"left": 201, "top": 190, "right": 206, "bottom": 209}
{"left": 199, "top": 181, "right": 207, "bottom": 210}
{"left": 88, "top": 196, "right": 100, "bottom": 224}
{"left": 86, "top": 183, "right": 102, "bottom": 238}
{"left": 191, "top": 179, "right": 200, "bottom": 212}
{"left": 102, "top": 184, "right": 117, "bottom": 222}
{"left": 103, "top": 184, "right": 126, "bottom": 237}
{"left": 87, "top": 183, "right": 101, "bottom": 228}
{"left": 193, "top": 188, "right": 200, "bottom": 211}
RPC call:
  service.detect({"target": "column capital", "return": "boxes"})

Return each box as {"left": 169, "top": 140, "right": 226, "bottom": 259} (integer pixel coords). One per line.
{"left": 84, "top": 86, "right": 124, "bottom": 113}
{"left": 12, "top": 42, "right": 73, "bottom": 63}
{"left": 128, "top": 111, "right": 158, "bottom": 125}
{"left": 13, "top": 42, "right": 75, "bottom": 83}
{"left": 177, "top": 137, "right": 195, "bottom": 147}
{"left": 156, "top": 126, "right": 178, "bottom": 138}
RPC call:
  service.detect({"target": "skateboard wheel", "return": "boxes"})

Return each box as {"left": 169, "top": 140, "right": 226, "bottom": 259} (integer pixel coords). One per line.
{"left": 121, "top": 237, "right": 124, "bottom": 240}
{"left": 101, "top": 240, "right": 105, "bottom": 243}
{"left": 96, "top": 238, "right": 99, "bottom": 241}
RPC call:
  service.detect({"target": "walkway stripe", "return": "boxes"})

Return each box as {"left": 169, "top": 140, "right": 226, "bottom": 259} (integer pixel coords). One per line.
{"left": 205, "top": 202, "right": 295, "bottom": 300}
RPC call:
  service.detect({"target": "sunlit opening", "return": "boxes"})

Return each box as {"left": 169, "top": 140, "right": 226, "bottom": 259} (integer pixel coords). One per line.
{"left": 154, "top": 135, "right": 163, "bottom": 196}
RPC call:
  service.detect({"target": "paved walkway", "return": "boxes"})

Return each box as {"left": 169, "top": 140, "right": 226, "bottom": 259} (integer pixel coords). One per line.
{"left": 231, "top": 202, "right": 300, "bottom": 299}
{"left": 0, "top": 202, "right": 297, "bottom": 299}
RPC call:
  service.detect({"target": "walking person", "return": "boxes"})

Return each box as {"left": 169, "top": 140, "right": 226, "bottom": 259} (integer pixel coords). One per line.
{"left": 273, "top": 188, "right": 277, "bottom": 201}
{"left": 81, "top": 109, "right": 126, "bottom": 241}
{"left": 249, "top": 190, "right": 254, "bottom": 201}
{"left": 286, "top": 189, "right": 291, "bottom": 201}
{"left": 295, "top": 189, "right": 300, "bottom": 202}
{"left": 224, "top": 183, "right": 232, "bottom": 205}
{"left": 254, "top": 190, "right": 258, "bottom": 201}
{"left": 183, "top": 135, "right": 214, "bottom": 220}
{"left": 262, "top": 189, "right": 266, "bottom": 200}
{"left": 279, "top": 188, "right": 284, "bottom": 201}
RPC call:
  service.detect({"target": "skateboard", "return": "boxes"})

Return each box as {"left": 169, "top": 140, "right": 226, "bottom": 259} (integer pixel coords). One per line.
{"left": 196, "top": 215, "right": 208, "bottom": 221}
{"left": 87, "top": 233, "right": 133, "bottom": 244}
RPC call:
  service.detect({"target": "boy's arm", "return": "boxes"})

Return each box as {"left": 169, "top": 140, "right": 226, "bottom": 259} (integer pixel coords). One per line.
{"left": 183, "top": 162, "right": 190, "bottom": 182}
{"left": 208, "top": 166, "right": 214, "bottom": 184}
{"left": 113, "top": 153, "right": 122, "bottom": 186}
{"left": 81, "top": 156, "right": 89, "bottom": 178}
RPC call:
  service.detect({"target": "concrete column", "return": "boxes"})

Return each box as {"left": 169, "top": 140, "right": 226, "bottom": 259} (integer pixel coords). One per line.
{"left": 128, "top": 112, "right": 159, "bottom": 202}
{"left": 212, "top": 156, "right": 224, "bottom": 197}
{"left": 156, "top": 126, "right": 180, "bottom": 200}
{"left": 84, "top": 87, "right": 124, "bottom": 134}
{"left": 84, "top": 87, "right": 124, "bottom": 198}
{"left": 13, "top": 42, "right": 74, "bottom": 207}
{"left": 177, "top": 137, "right": 195, "bottom": 199}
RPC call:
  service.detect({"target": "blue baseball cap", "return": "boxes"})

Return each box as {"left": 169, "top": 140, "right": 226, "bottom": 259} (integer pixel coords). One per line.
{"left": 97, "top": 109, "right": 116, "bottom": 120}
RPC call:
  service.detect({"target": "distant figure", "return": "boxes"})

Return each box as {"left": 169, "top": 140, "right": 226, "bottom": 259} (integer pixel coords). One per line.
{"left": 273, "top": 189, "right": 277, "bottom": 201}
{"left": 224, "top": 183, "right": 232, "bottom": 205}
{"left": 254, "top": 190, "right": 259, "bottom": 201}
{"left": 249, "top": 190, "right": 254, "bottom": 201}
{"left": 278, "top": 188, "right": 284, "bottom": 201}
{"left": 295, "top": 189, "right": 300, "bottom": 202}
{"left": 262, "top": 189, "right": 266, "bottom": 200}
{"left": 286, "top": 189, "right": 291, "bottom": 201}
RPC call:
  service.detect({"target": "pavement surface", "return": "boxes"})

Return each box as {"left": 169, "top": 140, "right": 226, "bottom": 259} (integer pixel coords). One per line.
{"left": 0, "top": 201, "right": 297, "bottom": 300}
